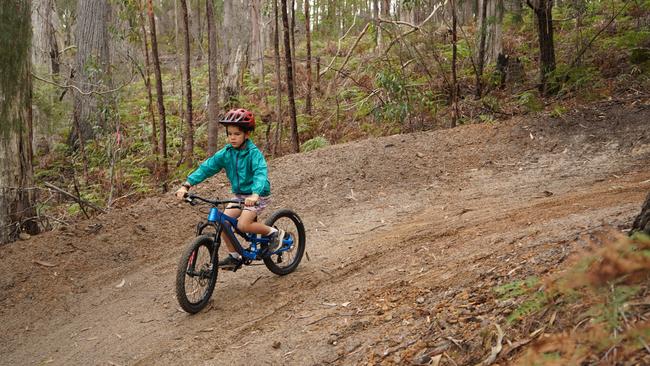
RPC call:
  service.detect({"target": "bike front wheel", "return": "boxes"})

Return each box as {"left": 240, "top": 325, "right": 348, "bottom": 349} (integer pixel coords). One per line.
{"left": 263, "top": 209, "right": 306, "bottom": 275}
{"left": 175, "top": 235, "right": 218, "bottom": 314}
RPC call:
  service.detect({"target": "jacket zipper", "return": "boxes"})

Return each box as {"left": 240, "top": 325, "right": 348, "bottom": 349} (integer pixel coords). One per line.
{"left": 234, "top": 149, "right": 240, "bottom": 192}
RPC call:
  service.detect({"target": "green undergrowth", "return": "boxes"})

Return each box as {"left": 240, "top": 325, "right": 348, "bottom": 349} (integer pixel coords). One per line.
{"left": 29, "top": 0, "right": 650, "bottom": 225}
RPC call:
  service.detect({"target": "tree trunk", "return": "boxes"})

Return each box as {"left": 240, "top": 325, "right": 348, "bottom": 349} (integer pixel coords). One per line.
{"left": 272, "top": 0, "right": 283, "bottom": 155}
{"left": 451, "top": 0, "right": 459, "bottom": 128}
{"left": 373, "top": 0, "right": 380, "bottom": 51}
{"left": 138, "top": 1, "right": 158, "bottom": 156}
{"left": 527, "top": 0, "right": 556, "bottom": 95}
{"left": 147, "top": 0, "right": 168, "bottom": 192}
{"left": 250, "top": 0, "right": 265, "bottom": 82}
{"left": 206, "top": 0, "right": 220, "bottom": 155}
{"left": 305, "top": 0, "right": 313, "bottom": 115}
{"left": 72, "top": 0, "right": 112, "bottom": 144}
{"left": 476, "top": 0, "right": 489, "bottom": 98}
{"left": 1, "top": 0, "right": 38, "bottom": 243}
{"left": 486, "top": 0, "right": 504, "bottom": 63}
{"left": 221, "top": 0, "right": 248, "bottom": 105}
{"left": 631, "top": 192, "right": 650, "bottom": 235}
{"left": 180, "top": 0, "right": 194, "bottom": 166}
{"left": 31, "top": 0, "right": 59, "bottom": 74}
{"left": 290, "top": 0, "right": 296, "bottom": 82}
{"left": 281, "top": 0, "right": 299, "bottom": 153}
{"left": 512, "top": 0, "right": 523, "bottom": 23}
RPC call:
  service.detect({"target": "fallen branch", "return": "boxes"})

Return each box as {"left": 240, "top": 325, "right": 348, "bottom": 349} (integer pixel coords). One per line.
{"left": 479, "top": 323, "right": 504, "bottom": 366}
{"left": 44, "top": 182, "right": 107, "bottom": 214}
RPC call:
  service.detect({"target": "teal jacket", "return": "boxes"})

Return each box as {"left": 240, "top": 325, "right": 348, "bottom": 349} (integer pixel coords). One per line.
{"left": 186, "top": 140, "right": 271, "bottom": 196}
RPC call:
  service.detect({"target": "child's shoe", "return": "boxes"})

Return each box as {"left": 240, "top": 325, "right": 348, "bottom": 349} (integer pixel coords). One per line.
{"left": 268, "top": 229, "right": 286, "bottom": 253}
{"left": 218, "top": 254, "right": 240, "bottom": 270}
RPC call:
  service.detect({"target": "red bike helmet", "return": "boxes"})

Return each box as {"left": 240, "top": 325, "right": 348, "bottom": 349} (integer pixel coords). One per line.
{"left": 219, "top": 108, "right": 256, "bottom": 131}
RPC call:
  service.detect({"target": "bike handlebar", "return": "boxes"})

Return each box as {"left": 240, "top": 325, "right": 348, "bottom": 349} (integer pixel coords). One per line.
{"left": 184, "top": 193, "right": 247, "bottom": 207}
{"left": 185, "top": 193, "right": 242, "bottom": 206}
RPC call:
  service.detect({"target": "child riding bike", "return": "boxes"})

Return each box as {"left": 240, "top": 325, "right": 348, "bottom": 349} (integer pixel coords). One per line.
{"left": 175, "top": 108, "right": 284, "bottom": 270}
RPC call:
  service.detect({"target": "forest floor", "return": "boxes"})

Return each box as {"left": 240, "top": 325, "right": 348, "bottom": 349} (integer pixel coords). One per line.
{"left": 1, "top": 95, "right": 649, "bottom": 365}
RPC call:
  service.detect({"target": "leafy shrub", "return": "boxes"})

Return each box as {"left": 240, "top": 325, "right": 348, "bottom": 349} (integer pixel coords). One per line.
{"left": 517, "top": 90, "right": 543, "bottom": 112}
{"left": 301, "top": 136, "right": 329, "bottom": 152}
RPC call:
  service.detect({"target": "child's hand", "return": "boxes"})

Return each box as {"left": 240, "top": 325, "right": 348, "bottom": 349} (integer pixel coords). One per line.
{"left": 175, "top": 185, "right": 189, "bottom": 200}
{"left": 245, "top": 194, "right": 259, "bottom": 206}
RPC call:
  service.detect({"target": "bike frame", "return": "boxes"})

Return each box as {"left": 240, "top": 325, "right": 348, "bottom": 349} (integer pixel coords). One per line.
{"left": 191, "top": 196, "right": 294, "bottom": 262}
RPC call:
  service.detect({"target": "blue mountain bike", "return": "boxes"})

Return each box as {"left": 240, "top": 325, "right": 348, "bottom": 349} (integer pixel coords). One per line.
{"left": 175, "top": 193, "right": 306, "bottom": 314}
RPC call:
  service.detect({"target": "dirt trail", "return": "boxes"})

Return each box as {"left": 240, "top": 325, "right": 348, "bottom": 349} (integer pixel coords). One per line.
{"left": 1, "top": 99, "right": 649, "bottom": 365}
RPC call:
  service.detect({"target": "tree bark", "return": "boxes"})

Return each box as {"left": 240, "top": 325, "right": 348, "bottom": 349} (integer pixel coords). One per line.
{"left": 631, "top": 192, "right": 650, "bottom": 235}
{"left": 31, "top": 0, "right": 59, "bottom": 74}
{"left": 305, "top": 0, "right": 313, "bottom": 115}
{"left": 206, "top": 0, "right": 220, "bottom": 155}
{"left": 451, "top": 0, "right": 459, "bottom": 128}
{"left": 527, "top": 0, "right": 556, "bottom": 95}
{"left": 147, "top": 0, "right": 168, "bottom": 192}
{"left": 281, "top": 0, "right": 299, "bottom": 153}
{"left": 72, "top": 0, "right": 112, "bottom": 144}
{"left": 138, "top": 0, "right": 158, "bottom": 156}
{"left": 180, "top": 0, "right": 194, "bottom": 166}
{"left": 1, "top": 0, "right": 38, "bottom": 243}
{"left": 250, "top": 0, "right": 265, "bottom": 82}
{"left": 373, "top": 0, "right": 380, "bottom": 51}
{"left": 220, "top": 0, "right": 248, "bottom": 105}
{"left": 476, "top": 0, "right": 489, "bottom": 98}
{"left": 272, "top": 0, "right": 284, "bottom": 155}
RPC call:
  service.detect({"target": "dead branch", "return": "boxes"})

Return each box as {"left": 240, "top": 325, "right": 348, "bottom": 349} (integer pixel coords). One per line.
{"left": 319, "top": 14, "right": 358, "bottom": 77}
{"left": 379, "top": 1, "right": 446, "bottom": 55}
{"left": 570, "top": 0, "right": 631, "bottom": 67}
{"left": 32, "top": 71, "right": 135, "bottom": 96}
{"left": 479, "top": 323, "right": 504, "bottom": 366}
{"left": 44, "top": 182, "right": 107, "bottom": 214}
{"left": 336, "top": 22, "right": 371, "bottom": 79}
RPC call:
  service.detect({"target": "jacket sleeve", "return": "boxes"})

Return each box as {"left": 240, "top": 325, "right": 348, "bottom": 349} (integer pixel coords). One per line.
{"left": 186, "top": 148, "right": 226, "bottom": 186}
{"left": 250, "top": 149, "right": 269, "bottom": 195}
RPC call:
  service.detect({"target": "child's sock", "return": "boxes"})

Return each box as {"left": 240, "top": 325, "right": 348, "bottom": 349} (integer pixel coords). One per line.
{"left": 267, "top": 227, "right": 278, "bottom": 236}
{"left": 229, "top": 252, "right": 241, "bottom": 259}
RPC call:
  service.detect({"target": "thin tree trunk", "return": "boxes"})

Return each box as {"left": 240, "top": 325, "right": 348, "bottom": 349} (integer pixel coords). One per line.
{"left": 451, "top": 0, "right": 459, "bottom": 128}
{"left": 174, "top": 0, "right": 185, "bottom": 153}
{"left": 180, "top": 0, "right": 194, "bottom": 166}
{"left": 305, "top": 0, "right": 313, "bottom": 115}
{"left": 291, "top": 0, "right": 296, "bottom": 81}
{"left": 250, "top": 0, "right": 265, "bottom": 99}
{"left": 147, "top": 0, "right": 168, "bottom": 192}
{"left": 281, "top": 0, "right": 299, "bottom": 153}
{"left": 138, "top": 0, "right": 158, "bottom": 156}
{"left": 527, "top": 0, "right": 556, "bottom": 95}
{"left": 373, "top": 0, "right": 380, "bottom": 51}
{"left": 272, "top": 0, "right": 284, "bottom": 155}
{"left": 206, "top": 0, "right": 220, "bottom": 155}
{"left": 476, "top": 0, "right": 489, "bottom": 98}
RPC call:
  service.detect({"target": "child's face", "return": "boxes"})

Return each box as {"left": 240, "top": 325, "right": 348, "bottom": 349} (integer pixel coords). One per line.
{"left": 226, "top": 126, "right": 249, "bottom": 148}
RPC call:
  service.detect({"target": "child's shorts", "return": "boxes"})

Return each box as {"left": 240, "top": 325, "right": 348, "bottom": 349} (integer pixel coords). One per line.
{"left": 229, "top": 194, "right": 270, "bottom": 214}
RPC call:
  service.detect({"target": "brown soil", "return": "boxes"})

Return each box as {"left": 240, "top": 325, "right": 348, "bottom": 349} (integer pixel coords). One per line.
{"left": 1, "top": 98, "right": 649, "bottom": 365}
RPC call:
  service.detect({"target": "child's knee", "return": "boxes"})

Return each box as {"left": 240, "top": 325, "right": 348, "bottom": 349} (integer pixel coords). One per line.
{"left": 237, "top": 220, "right": 250, "bottom": 232}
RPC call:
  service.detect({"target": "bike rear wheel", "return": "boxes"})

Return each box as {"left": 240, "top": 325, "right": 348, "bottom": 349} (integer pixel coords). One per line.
{"left": 175, "top": 235, "right": 218, "bottom": 314}
{"left": 263, "top": 209, "right": 306, "bottom": 275}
